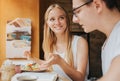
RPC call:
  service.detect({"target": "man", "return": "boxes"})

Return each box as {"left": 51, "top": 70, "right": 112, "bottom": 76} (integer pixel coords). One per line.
{"left": 72, "top": 0, "right": 120, "bottom": 81}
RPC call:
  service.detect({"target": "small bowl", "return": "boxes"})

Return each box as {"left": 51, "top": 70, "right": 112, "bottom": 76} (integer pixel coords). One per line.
{"left": 17, "top": 75, "right": 38, "bottom": 81}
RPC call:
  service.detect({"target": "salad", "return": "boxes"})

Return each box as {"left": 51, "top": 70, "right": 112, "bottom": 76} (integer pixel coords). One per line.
{"left": 21, "top": 63, "right": 40, "bottom": 71}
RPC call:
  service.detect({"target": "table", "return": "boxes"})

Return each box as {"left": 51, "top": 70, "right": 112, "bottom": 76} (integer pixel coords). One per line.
{"left": 11, "top": 72, "right": 69, "bottom": 81}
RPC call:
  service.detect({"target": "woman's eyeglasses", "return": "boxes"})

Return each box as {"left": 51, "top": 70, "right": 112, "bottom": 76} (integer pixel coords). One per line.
{"left": 72, "top": 0, "right": 93, "bottom": 17}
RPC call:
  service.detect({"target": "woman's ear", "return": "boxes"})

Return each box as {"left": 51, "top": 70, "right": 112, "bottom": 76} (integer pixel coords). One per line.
{"left": 93, "top": 0, "right": 104, "bottom": 13}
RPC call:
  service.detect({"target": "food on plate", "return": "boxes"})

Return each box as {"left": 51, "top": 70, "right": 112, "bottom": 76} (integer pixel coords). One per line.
{"left": 21, "top": 63, "right": 40, "bottom": 71}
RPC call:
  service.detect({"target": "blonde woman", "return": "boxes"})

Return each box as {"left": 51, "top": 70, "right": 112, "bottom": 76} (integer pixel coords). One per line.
{"left": 25, "top": 4, "right": 88, "bottom": 81}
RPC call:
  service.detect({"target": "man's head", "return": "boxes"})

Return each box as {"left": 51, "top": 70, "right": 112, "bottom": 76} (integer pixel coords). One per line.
{"left": 72, "top": 0, "right": 120, "bottom": 33}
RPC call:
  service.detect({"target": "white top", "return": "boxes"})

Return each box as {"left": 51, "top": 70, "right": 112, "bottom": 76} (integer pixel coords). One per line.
{"left": 52, "top": 35, "right": 89, "bottom": 81}
{"left": 102, "top": 20, "right": 120, "bottom": 74}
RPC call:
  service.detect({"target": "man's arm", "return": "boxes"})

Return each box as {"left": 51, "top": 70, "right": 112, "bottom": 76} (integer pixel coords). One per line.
{"left": 97, "top": 55, "right": 120, "bottom": 81}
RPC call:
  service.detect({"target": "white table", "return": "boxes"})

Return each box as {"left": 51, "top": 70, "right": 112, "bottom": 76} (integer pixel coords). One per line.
{"left": 11, "top": 72, "right": 69, "bottom": 81}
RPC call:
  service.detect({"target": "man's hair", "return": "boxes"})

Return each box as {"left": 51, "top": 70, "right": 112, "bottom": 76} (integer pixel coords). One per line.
{"left": 103, "top": 0, "right": 120, "bottom": 11}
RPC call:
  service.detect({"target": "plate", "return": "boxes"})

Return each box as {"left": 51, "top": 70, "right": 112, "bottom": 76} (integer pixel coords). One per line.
{"left": 20, "top": 63, "right": 47, "bottom": 72}
{"left": 21, "top": 69, "right": 46, "bottom": 72}
{"left": 17, "top": 75, "right": 38, "bottom": 81}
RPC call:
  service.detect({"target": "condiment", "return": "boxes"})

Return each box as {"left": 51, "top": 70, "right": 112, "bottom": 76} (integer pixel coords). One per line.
{"left": 1, "top": 59, "right": 16, "bottom": 81}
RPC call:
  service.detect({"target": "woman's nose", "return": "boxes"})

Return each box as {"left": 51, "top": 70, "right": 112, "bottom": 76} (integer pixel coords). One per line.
{"left": 55, "top": 19, "right": 60, "bottom": 25}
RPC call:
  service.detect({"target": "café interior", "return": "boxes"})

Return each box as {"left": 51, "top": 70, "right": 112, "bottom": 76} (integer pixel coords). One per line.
{"left": 0, "top": 0, "right": 106, "bottom": 81}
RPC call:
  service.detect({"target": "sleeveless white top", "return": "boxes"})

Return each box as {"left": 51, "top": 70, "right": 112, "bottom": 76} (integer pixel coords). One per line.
{"left": 52, "top": 35, "right": 89, "bottom": 81}
{"left": 102, "top": 21, "right": 120, "bottom": 74}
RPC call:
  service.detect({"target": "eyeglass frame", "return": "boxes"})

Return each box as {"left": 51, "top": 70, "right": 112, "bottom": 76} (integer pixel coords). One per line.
{"left": 72, "top": 0, "right": 93, "bottom": 17}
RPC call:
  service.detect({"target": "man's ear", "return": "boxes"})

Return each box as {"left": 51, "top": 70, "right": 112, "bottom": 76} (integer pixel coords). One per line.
{"left": 93, "top": 0, "right": 104, "bottom": 13}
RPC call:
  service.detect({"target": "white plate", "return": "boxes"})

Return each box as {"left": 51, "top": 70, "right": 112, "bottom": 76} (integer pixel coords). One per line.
{"left": 17, "top": 75, "right": 38, "bottom": 81}
{"left": 21, "top": 70, "right": 46, "bottom": 72}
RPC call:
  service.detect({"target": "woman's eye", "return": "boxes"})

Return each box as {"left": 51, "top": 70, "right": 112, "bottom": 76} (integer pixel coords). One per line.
{"left": 50, "top": 18, "right": 55, "bottom": 21}
{"left": 59, "top": 16, "right": 65, "bottom": 20}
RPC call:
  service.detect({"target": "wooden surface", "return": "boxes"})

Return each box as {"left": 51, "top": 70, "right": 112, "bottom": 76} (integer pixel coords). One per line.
{"left": 0, "top": 73, "right": 1, "bottom": 81}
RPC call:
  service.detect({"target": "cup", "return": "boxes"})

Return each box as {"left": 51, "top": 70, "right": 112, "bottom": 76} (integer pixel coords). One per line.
{"left": 15, "top": 65, "right": 21, "bottom": 73}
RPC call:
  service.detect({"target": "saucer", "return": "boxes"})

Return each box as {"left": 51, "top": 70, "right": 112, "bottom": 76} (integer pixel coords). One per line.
{"left": 17, "top": 75, "right": 38, "bottom": 81}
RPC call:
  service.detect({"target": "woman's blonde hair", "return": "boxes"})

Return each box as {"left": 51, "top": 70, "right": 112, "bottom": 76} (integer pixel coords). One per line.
{"left": 42, "top": 4, "right": 74, "bottom": 67}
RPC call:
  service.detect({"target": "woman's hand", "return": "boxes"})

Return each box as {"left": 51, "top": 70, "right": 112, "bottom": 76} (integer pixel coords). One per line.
{"left": 39, "top": 53, "right": 63, "bottom": 68}
{"left": 24, "top": 51, "right": 46, "bottom": 66}
{"left": 24, "top": 51, "right": 31, "bottom": 60}
{"left": 24, "top": 51, "right": 39, "bottom": 63}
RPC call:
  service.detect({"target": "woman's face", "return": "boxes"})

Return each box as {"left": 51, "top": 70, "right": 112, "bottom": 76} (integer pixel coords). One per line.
{"left": 47, "top": 7, "right": 67, "bottom": 35}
